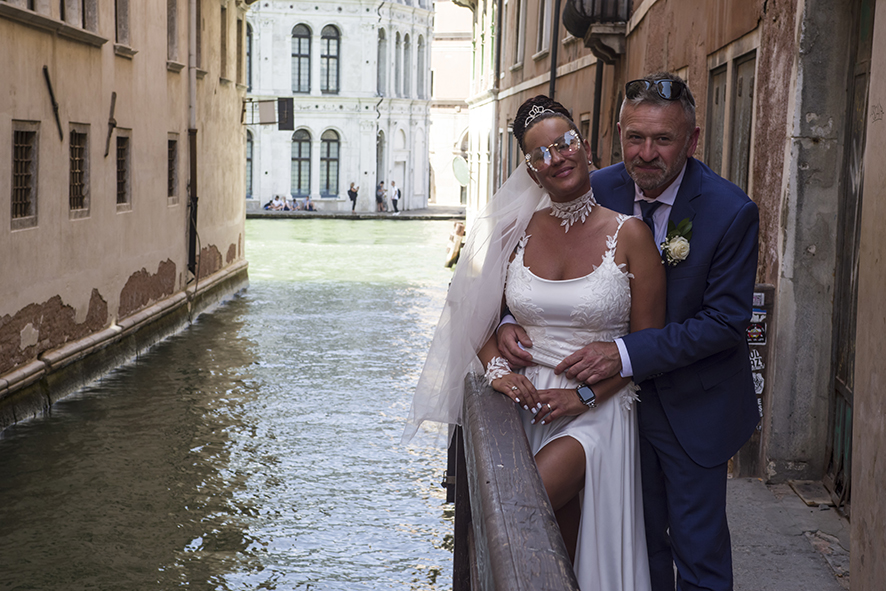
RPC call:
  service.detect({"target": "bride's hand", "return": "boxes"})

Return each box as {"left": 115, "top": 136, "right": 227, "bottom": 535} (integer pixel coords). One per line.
{"left": 531, "top": 388, "right": 587, "bottom": 425}
{"left": 491, "top": 373, "right": 539, "bottom": 413}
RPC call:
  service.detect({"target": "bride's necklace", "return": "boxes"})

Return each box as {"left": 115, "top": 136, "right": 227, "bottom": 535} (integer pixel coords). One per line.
{"left": 549, "top": 188, "right": 597, "bottom": 233}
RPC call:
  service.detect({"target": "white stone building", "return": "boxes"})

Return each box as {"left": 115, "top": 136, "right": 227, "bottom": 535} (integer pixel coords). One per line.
{"left": 245, "top": 0, "right": 432, "bottom": 212}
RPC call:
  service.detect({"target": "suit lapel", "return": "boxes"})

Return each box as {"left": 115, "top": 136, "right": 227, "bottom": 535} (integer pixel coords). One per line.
{"left": 667, "top": 158, "right": 701, "bottom": 234}
{"left": 606, "top": 167, "right": 636, "bottom": 215}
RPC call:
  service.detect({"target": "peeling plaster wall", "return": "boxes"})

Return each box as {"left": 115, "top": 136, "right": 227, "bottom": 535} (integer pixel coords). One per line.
{"left": 0, "top": 290, "right": 108, "bottom": 375}
{"left": 851, "top": 0, "right": 886, "bottom": 584}
{"left": 0, "top": 2, "right": 249, "bottom": 422}
{"left": 765, "top": 0, "right": 855, "bottom": 481}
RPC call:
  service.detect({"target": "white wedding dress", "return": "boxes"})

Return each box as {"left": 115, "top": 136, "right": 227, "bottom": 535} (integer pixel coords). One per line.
{"left": 504, "top": 214, "right": 651, "bottom": 591}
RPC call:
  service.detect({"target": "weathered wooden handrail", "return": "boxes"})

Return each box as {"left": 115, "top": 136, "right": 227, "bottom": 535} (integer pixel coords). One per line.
{"left": 452, "top": 373, "right": 580, "bottom": 590}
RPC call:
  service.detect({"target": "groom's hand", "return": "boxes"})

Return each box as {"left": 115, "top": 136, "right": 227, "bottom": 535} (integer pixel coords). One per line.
{"left": 496, "top": 323, "right": 535, "bottom": 369}
{"left": 555, "top": 341, "right": 622, "bottom": 384}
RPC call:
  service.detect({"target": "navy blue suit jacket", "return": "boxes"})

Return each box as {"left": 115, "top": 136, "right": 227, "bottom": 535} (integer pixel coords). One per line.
{"left": 592, "top": 158, "right": 760, "bottom": 468}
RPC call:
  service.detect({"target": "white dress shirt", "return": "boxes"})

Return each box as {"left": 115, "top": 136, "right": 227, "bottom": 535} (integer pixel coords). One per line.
{"left": 614, "top": 162, "right": 688, "bottom": 378}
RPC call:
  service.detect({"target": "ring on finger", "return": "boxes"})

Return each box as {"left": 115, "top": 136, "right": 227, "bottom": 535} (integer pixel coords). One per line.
{"left": 511, "top": 386, "right": 519, "bottom": 391}
{"left": 546, "top": 403, "right": 552, "bottom": 409}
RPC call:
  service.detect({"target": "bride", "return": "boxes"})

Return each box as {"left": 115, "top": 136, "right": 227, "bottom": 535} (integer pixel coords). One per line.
{"left": 404, "top": 95, "right": 665, "bottom": 590}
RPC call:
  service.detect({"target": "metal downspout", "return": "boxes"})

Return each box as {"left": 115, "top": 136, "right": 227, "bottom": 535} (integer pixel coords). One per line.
{"left": 548, "top": 0, "right": 562, "bottom": 99}
{"left": 187, "top": 0, "right": 199, "bottom": 277}
{"left": 591, "top": 58, "right": 603, "bottom": 166}
{"left": 492, "top": 0, "right": 504, "bottom": 189}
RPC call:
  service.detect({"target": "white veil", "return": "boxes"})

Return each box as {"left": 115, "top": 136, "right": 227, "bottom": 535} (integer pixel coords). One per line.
{"left": 402, "top": 165, "right": 548, "bottom": 444}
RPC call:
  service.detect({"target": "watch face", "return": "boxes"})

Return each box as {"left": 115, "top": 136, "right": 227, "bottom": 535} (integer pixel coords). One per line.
{"left": 577, "top": 385, "right": 595, "bottom": 403}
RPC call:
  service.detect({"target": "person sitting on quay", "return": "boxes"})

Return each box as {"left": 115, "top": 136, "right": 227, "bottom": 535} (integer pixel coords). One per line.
{"left": 303, "top": 195, "right": 316, "bottom": 211}
{"left": 270, "top": 195, "right": 285, "bottom": 211}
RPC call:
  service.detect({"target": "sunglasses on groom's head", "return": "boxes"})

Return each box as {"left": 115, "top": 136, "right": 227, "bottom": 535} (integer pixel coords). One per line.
{"left": 625, "top": 78, "right": 696, "bottom": 106}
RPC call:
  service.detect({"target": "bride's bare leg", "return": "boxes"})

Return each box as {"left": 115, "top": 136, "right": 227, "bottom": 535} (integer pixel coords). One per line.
{"left": 555, "top": 494, "right": 582, "bottom": 562}
{"left": 535, "top": 436, "right": 586, "bottom": 561}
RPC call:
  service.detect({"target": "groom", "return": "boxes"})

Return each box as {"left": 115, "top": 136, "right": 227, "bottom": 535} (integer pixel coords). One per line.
{"left": 498, "top": 73, "right": 759, "bottom": 591}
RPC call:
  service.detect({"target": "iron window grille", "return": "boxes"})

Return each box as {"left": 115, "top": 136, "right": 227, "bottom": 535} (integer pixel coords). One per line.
{"left": 168, "top": 139, "right": 178, "bottom": 197}
{"left": 69, "top": 129, "right": 87, "bottom": 210}
{"left": 116, "top": 135, "right": 130, "bottom": 205}
{"left": 12, "top": 129, "right": 37, "bottom": 220}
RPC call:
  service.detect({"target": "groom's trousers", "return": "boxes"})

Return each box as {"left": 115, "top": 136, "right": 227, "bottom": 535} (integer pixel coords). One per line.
{"left": 638, "top": 384, "right": 733, "bottom": 591}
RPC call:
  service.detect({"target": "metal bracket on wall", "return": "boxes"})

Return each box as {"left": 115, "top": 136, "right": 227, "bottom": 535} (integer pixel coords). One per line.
{"left": 104, "top": 92, "right": 117, "bottom": 157}
{"left": 42, "top": 66, "right": 63, "bottom": 141}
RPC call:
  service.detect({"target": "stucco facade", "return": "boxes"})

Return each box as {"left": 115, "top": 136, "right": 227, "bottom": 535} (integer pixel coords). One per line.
{"left": 428, "top": 0, "right": 472, "bottom": 207}
{"left": 0, "top": 0, "right": 250, "bottom": 431}
{"left": 244, "top": 0, "right": 432, "bottom": 212}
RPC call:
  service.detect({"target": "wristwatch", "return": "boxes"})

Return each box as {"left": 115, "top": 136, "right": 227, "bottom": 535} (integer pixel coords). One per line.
{"left": 576, "top": 383, "right": 597, "bottom": 409}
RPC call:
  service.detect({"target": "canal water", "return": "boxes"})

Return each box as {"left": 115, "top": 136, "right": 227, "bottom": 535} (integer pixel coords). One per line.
{"left": 0, "top": 219, "right": 456, "bottom": 590}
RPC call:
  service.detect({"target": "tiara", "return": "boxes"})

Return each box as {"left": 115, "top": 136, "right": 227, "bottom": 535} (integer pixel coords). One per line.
{"left": 524, "top": 104, "right": 555, "bottom": 125}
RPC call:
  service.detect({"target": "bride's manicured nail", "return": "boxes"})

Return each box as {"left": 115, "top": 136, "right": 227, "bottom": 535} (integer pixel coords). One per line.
{"left": 515, "top": 397, "right": 520, "bottom": 403}
{"left": 536, "top": 402, "right": 542, "bottom": 410}
{"left": 530, "top": 418, "right": 536, "bottom": 425}
{"left": 531, "top": 407, "right": 537, "bottom": 414}
{"left": 523, "top": 405, "right": 529, "bottom": 410}
{"left": 541, "top": 420, "right": 546, "bottom": 425}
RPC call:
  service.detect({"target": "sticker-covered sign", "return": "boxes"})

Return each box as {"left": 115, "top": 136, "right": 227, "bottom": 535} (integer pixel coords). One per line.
{"left": 749, "top": 349, "right": 765, "bottom": 371}
{"left": 753, "top": 292, "right": 765, "bottom": 307}
{"left": 752, "top": 372, "right": 765, "bottom": 396}
{"left": 747, "top": 323, "right": 766, "bottom": 345}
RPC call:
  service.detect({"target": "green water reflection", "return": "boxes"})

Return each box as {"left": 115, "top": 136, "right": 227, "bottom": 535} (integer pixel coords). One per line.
{"left": 0, "top": 219, "right": 456, "bottom": 590}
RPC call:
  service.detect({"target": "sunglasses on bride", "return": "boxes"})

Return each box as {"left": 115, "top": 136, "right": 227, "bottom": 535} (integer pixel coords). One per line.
{"left": 525, "top": 129, "right": 582, "bottom": 173}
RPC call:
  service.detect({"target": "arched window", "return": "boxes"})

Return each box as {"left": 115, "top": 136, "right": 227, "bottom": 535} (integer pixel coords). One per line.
{"left": 291, "top": 129, "right": 311, "bottom": 197}
{"left": 320, "top": 130, "right": 340, "bottom": 197}
{"left": 403, "top": 34, "right": 411, "bottom": 98}
{"left": 377, "top": 29, "right": 387, "bottom": 96}
{"left": 246, "top": 130, "right": 253, "bottom": 198}
{"left": 320, "top": 25, "right": 340, "bottom": 94}
{"left": 395, "top": 32, "right": 402, "bottom": 97}
{"left": 246, "top": 23, "right": 253, "bottom": 92}
{"left": 416, "top": 36, "right": 425, "bottom": 99}
{"left": 291, "top": 24, "right": 311, "bottom": 93}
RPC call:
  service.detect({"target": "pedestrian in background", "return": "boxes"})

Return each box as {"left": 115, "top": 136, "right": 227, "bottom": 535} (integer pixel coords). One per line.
{"left": 390, "top": 181, "right": 401, "bottom": 214}
{"left": 348, "top": 182, "right": 359, "bottom": 212}
{"left": 376, "top": 182, "right": 386, "bottom": 212}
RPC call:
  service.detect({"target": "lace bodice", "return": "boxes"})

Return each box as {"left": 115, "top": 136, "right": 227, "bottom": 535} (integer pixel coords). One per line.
{"left": 505, "top": 214, "right": 633, "bottom": 371}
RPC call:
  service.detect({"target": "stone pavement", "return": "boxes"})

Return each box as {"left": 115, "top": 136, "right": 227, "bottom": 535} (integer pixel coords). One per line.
{"left": 729, "top": 478, "right": 850, "bottom": 590}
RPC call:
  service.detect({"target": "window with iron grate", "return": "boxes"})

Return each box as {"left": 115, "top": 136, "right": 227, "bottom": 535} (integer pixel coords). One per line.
{"left": 168, "top": 137, "right": 178, "bottom": 200}
{"left": 116, "top": 134, "right": 131, "bottom": 208}
{"left": 12, "top": 122, "right": 39, "bottom": 229}
{"left": 69, "top": 128, "right": 88, "bottom": 211}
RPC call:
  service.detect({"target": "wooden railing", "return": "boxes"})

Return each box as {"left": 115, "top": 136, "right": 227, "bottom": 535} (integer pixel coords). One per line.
{"left": 448, "top": 373, "right": 580, "bottom": 590}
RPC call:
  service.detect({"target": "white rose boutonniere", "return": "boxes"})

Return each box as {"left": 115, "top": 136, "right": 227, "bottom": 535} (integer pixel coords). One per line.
{"left": 660, "top": 218, "right": 693, "bottom": 266}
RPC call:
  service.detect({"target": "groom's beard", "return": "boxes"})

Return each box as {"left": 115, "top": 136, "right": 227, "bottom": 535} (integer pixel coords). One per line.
{"left": 628, "top": 153, "right": 687, "bottom": 195}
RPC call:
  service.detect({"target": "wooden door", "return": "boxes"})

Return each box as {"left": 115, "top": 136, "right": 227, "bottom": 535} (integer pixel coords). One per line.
{"left": 824, "top": 0, "right": 876, "bottom": 510}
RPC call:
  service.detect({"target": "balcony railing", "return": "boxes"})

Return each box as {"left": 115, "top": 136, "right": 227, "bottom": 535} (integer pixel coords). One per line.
{"left": 449, "top": 373, "right": 579, "bottom": 590}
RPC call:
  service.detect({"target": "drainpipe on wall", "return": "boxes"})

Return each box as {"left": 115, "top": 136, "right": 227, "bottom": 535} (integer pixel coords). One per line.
{"left": 590, "top": 58, "right": 603, "bottom": 166}
{"left": 548, "top": 0, "right": 562, "bottom": 100}
{"left": 187, "top": 0, "right": 199, "bottom": 278}
{"left": 491, "top": 0, "right": 503, "bottom": 190}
